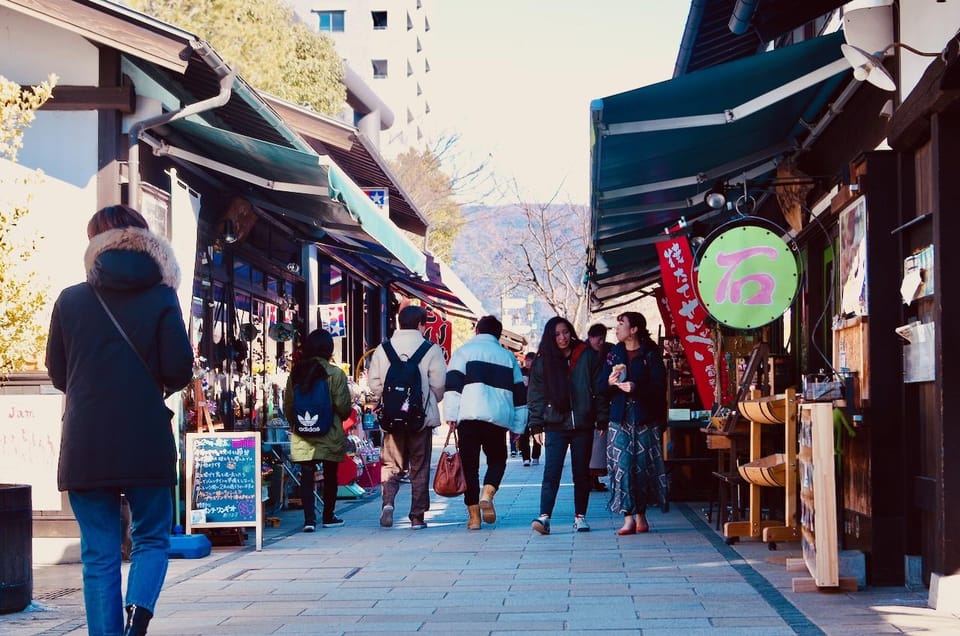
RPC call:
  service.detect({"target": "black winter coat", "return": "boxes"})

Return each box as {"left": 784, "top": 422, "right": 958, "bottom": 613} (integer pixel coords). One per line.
{"left": 45, "top": 227, "right": 194, "bottom": 491}
{"left": 527, "top": 343, "right": 608, "bottom": 434}
{"left": 604, "top": 339, "right": 667, "bottom": 428}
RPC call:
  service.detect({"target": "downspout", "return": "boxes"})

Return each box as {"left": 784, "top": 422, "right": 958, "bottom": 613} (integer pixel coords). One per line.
{"left": 729, "top": 0, "right": 760, "bottom": 36}
{"left": 128, "top": 41, "right": 236, "bottom": 202}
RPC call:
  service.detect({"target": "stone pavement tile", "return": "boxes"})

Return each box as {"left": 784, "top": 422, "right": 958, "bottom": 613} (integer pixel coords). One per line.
{"left": 698, "top": 599, "right": 780, "bottom": 617}
{"left": 641, "top": 628, "right": 795, "bottom": 636}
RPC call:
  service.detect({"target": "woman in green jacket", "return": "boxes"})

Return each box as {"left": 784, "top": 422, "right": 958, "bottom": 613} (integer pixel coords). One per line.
{"left": 283, "top": 329, "right": 354, "bottom": 531}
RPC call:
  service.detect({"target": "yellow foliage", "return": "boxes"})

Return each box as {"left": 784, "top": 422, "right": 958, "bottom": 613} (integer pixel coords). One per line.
{"left": 0, "top": 74, "right": 56, "bottom": 378}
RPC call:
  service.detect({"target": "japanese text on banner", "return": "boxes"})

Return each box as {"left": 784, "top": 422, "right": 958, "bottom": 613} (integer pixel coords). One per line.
{"left": 655, "top": 236, "right": 717, "bottom": 410}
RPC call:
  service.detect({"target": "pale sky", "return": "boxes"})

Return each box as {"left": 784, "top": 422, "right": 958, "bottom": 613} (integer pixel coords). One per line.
{"left": 427, "top": 1, "right": 691, "bottom": 205}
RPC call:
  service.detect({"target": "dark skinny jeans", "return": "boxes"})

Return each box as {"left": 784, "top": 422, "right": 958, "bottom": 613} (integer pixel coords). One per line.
{"left": 457, "top": 419, "right": 508, "bottom": 506}
{"left": 539, "top": 428, "right": 594, "bottom": 518}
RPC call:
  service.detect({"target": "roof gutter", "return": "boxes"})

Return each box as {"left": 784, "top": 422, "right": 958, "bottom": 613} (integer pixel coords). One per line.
{"left": 673, "top": 0, "right": 708, "bottom": 77}
{"left": 128, "top": 40, "right": 235, "bottom": 202}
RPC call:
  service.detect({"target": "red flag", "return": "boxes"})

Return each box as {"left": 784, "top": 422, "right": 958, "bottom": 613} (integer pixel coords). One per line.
{"left": 655, "top": 236, "right": 717, "bottom": 410}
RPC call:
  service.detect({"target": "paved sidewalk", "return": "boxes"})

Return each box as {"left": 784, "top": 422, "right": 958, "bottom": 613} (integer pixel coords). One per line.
{"left": 4, "top": 432, "right": 959, "bottom": 635}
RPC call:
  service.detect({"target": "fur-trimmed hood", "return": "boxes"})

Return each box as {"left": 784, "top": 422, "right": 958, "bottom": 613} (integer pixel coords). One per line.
{"left": 84, "top": 227, "right": 180, "bottom": 290}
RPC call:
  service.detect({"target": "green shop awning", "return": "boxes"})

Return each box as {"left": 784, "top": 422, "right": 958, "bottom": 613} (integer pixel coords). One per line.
{"left": 588, "top": 31, "right": 850, "bottom": 308}
{"left": 327, "top": 165, "right": 427, "bottom": 279}
{"left": 144, "top": 120, "right": 427, "bottom": 279}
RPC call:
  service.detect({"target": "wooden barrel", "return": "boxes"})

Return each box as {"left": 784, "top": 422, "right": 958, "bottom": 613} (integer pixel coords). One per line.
{"left": 0, "top": 484, "right": 33, "bottom": 614}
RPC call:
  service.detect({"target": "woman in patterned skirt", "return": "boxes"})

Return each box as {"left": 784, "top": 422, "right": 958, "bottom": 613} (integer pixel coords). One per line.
{"left": 604, "top": 312, "right": 667, "bottom": 534}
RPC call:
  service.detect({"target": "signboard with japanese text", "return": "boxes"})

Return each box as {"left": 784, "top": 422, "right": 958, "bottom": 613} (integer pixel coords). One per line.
{"left": 185, "top": 432, "right": 262, "bottom": 550}
{"left": 656, "top": 236, "right": 717, "bottom": 410}
{"left": 0, "top": 393, "right": 64, "bottom": 510}
{"left": 695, "top": 223, "right": 799, "bottom": 329}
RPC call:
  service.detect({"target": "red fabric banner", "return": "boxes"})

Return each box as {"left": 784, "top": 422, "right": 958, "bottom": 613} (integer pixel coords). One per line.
{"left": 423, "top": 308, "right": 452, "bottom": 363}
{"left": 655, "top": 236, "right": 717, "bottom": 410}
{"left": 653, "top": 285, "right": 677, "bottom": 339}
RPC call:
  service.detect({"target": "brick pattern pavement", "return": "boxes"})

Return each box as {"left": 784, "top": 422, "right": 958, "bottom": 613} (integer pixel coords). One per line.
{"left": 3, "top": 430, "right": 959, "bottom": 635}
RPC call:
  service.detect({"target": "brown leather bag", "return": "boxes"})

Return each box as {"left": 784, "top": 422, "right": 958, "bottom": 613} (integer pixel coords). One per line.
{"left": 433, "top": 426, "right": 468, "bottom": 497}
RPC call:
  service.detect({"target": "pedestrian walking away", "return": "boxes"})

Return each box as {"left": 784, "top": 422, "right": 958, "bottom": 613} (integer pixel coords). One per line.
{"left": 604, "top": 311, "right": 668, "bottom": 535}
{"left": 586, "top": 323, "right": 613, "bottom": 492}
{"left": 367, "top": 305, "right": 447, "bottom": 529}
{"left": 527, "top": 317, "right": 608, "bottom": 535}
{"left": 45, "top": 204, "right": 195, "bottom": 636}
{"left": 517, "top": 351, "right": 542, "bottom": 466}
{"left": 444, "top": 315, "right": 528, "bottom": 530}
{"left": 283, "top": 328, "right": 354, "bottom": 532}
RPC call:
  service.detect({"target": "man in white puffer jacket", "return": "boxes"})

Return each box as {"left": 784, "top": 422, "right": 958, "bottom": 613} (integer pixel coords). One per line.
{"left": 445, "top": 315, "right": 528, "bottom": 530}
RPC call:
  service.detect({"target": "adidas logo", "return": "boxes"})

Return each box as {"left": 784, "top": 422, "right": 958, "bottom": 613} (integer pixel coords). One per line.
{"left": 298, "top": 412, "right": 321, "bottom": 431}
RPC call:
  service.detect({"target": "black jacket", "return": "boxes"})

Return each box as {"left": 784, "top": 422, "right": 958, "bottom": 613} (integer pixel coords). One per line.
{"left": 46, "top": 227, "right": 194, "bottom": 491}
{"left": 604, "top": 339, "right": 667, "bottom": 427}
{"left": 527, "top": 343, "right": 608, "bottom": 434}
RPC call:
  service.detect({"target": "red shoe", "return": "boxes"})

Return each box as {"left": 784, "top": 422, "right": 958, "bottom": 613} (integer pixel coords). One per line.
{"left": 616, "top": 525, "right": 636, "bottom": 536}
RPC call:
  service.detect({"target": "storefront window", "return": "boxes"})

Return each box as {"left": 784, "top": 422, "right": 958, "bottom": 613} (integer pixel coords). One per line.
{"left": 329, "top": 266, "right": 343, "bottom": 303}
{"left": 266, "top": 275, "right": 279, "bottom": 296}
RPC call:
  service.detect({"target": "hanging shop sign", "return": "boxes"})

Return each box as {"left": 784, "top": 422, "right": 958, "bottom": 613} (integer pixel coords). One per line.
{"left": 656, "top": 235, "right": 718, "bottom": 410}
{"left": 694, "top": 221, "right": 799, "bottom": 329}
{"left": 362, "top": 187, "right": 390, "bottom": 214}
{"left": 319, "top": 303, "right": 347, "bottom": 337}
{"left": 423, "top": 307, "right": 452, "bottom": 362}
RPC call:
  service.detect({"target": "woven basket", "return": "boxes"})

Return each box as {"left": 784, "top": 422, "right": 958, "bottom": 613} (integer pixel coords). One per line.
{"left": 738, "top": 453, "right": 787, "bottom": 487}
{"left": 737, "top": 394, "right": 787, "bottom": 425}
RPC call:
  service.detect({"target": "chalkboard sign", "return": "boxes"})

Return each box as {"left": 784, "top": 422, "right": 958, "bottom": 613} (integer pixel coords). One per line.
{"left": 185, "top": 432, "right": 262, "bottom": 550}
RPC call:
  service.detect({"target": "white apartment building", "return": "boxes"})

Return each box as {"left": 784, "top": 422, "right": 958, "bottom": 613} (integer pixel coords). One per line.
{"left": 287, "top": 0, "right": 432, "bottom": 157}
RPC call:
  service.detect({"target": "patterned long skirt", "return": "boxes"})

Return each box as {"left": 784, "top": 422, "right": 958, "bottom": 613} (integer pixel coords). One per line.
{"left": 607, "top": 403, "right": 667, "bottom": 515}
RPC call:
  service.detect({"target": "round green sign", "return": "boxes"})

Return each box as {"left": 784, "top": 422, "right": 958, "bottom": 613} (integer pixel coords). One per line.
{"left": 695, "top": 224, "right": 799, "bottom": 329}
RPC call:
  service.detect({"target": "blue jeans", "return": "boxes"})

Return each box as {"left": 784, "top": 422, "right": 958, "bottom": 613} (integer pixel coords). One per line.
{"left": 69, "top": 487, "right": 172, "bottom": 635}
{"left": 539, "top": 428, "right": 594, "bottom": 517}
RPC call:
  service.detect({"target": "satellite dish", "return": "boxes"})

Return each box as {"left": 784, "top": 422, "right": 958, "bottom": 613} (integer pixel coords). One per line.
{"left": 841, "top": 43, "right": 896, "bottom": 92}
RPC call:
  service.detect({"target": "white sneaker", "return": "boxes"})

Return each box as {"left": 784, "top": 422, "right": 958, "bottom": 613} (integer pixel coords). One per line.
{"left": 574, "top": 515, "right": 590, "bottom": 532}
{"left": 532, "top": 458, "right": 540, "bottom": 465}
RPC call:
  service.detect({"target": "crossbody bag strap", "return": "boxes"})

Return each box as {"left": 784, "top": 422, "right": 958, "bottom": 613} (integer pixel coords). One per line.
{"left": 89, "top": 283, "right": 165, "bottom": 397}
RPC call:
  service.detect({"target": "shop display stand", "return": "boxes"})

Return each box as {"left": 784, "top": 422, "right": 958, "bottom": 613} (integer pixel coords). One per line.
{"left": 785, "top": 402, "right": 857, "bottom": 592}
{"left": 723, "top": 387, "right": 798, "bottom": 548}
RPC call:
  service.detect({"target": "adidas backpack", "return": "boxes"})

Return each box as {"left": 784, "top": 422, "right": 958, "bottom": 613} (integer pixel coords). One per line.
{"left": 378, "top": 339, "right": 433, "bottom": 434}
{"left": 291, "top": 372, "right": 335, "bottom": 437}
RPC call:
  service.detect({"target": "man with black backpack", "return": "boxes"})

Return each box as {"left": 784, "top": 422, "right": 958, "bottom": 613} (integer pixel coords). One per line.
{"left": 367, "top": 305, "right": 447, "bottom": 529}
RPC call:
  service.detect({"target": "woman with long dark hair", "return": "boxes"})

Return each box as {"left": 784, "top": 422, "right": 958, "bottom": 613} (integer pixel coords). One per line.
{"left": 527, "top": 317, "right": 607, "bottom": 534}
{"left": 605, "top": 312, "right": 667, "bottom": 534}
{"left": 283, "top": 328, "right": 354, "bottom": 532}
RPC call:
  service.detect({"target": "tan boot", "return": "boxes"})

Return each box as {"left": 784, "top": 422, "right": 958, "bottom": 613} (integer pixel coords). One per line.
{"left": 467, "top": 504, "right": 482, "bottom": 530}
{"left": 479, "top": 484, "right": 497, "bottom": 523}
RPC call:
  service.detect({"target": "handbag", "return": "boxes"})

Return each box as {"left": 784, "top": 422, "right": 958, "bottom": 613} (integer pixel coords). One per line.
{"left": 433, "top": 426, "right": 468, "bottom": 497}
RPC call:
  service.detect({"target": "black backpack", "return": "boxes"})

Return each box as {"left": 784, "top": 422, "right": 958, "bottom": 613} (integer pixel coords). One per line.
{"left": 291, "top": 375, "right": 334, "bottom": 437}
{"left": 378, "top": 339, "right": 433, "bottom": 434}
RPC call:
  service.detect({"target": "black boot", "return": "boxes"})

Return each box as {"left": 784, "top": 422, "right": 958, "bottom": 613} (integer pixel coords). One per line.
{"left": 124, "top": 604, "right": 153, "bottom": 636}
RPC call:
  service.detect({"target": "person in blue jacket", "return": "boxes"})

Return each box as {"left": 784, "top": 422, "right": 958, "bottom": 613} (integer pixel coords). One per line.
{"left": 46, "top": 205, "right": 194, "bottom": 636}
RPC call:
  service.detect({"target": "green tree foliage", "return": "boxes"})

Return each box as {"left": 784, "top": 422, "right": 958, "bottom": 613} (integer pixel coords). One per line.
{"left": 130, "top": 0, "right": 345, "bottom": 115}
{"left": 0, "top": 74, "right": 56, "bottom": 377}
{"left": 389, "top": 145, "right": 463, "bottom": 262}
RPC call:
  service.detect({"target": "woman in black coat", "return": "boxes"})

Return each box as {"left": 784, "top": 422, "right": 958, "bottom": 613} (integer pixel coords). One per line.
{"left": 527, "top": 317, "right": 607, "bottom": 535}
{"left": 46, "top": 205, "right": 193, "bottom": 636}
